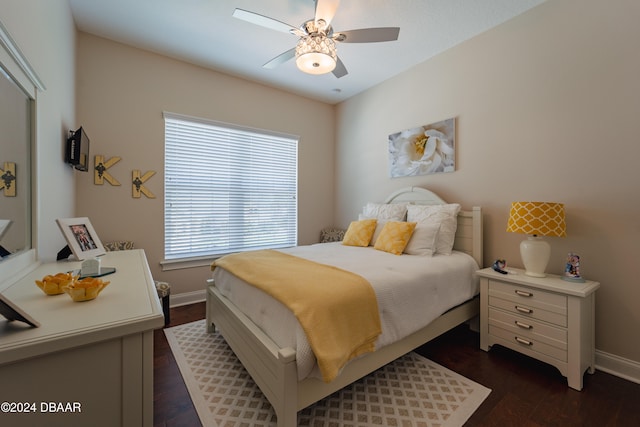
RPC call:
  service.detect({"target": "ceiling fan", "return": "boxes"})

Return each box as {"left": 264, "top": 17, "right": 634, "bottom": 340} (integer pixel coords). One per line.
{"left": 233, "top": 0, "right": 400, "bottom": 78}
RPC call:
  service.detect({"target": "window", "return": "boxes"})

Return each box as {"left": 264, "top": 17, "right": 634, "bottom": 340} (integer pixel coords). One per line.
{"left": 163, "top": 112, "right": 298, "bottom": 265}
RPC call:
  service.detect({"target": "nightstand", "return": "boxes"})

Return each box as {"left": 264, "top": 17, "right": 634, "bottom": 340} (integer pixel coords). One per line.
{"left": 477, "top": 267, "right": 600, "bottom": 391}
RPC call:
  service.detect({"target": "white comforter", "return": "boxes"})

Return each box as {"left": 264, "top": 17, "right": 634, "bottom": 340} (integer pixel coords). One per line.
{"left": 213, "top": 242, "right": 479, "bottom": 380}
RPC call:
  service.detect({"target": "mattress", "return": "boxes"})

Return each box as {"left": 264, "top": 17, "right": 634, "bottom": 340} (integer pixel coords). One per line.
{"left": 212, "top": 242, "right": 480, "bottom": 380}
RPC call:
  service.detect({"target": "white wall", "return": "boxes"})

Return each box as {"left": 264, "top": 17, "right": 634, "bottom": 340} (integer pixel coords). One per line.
{"left": 335, "top": 0, "right": 640, "bottom": 365}
{"left": 0, "top": 0, "right": 77, "bottom": 260}
{"left": 75, "top": 33, "right": 336, "bottom": 297}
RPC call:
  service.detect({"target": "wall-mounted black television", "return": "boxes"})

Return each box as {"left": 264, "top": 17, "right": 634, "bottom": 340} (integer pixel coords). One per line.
{"left": 65, "top": 126, "right": 90, "bottom": 171}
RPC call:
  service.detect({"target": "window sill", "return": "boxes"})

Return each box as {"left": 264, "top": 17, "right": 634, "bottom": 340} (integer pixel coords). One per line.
{"left": 160, "top": 255, "right": 220, "bottom": 271}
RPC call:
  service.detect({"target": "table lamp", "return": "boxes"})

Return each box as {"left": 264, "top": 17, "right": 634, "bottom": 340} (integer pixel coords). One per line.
{"left": 506, "top": 201, "right": 566, "bottom": 277}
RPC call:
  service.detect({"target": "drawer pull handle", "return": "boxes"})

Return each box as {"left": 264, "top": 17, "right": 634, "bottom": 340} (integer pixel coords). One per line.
{"left": 515, "top": 337, "right": 533, "bottom": 346}
{"left": 515, "top": 290, "right": 533, "bottom": 297}
{"left": 515, "top": 321, "right": 532, "bottom": 329}
{"left": 515, "top": 305, "right": 533, "bottom": 314}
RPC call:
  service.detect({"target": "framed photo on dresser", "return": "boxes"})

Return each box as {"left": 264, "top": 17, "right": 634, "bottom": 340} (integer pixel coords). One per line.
{"left": 56, "top": 217, "right": 106, "bottom": 261}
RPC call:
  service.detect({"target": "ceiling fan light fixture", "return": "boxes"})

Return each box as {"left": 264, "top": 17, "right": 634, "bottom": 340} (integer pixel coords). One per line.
{"left": 295, "top": 35, "right": 336, "bottom": 75}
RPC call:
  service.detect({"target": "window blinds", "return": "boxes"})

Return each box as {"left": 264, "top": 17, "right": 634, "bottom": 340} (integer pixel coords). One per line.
{"left": 164, "top": 113, "right": 298, "bottom": 260}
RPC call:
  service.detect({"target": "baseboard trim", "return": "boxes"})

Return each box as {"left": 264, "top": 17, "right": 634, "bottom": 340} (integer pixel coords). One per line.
{"left": 170, "top": 289, "right": 206, "bottom": 308}
{"left": 595, "top": 350, "right": 640, "bottom": 385}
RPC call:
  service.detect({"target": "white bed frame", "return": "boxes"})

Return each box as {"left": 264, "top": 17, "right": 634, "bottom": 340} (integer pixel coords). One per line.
{"left": 206, "top": 186, "right": 483, "bottom": 426}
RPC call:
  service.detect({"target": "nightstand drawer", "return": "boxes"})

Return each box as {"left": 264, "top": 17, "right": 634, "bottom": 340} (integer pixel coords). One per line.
{"left": 489, "top": 280, "right": 567, "bottom": 309}
{"left": 488, "top": 307, "right": 567, "bottom": 348}
{"left": 488, "top": 280, "right": 567, "bottom": 325}
{"left": 488, "top": 323, "right": 567, "bottom": 362}
{"left": 489, "top": 294, "right": 567, "bottom": 326}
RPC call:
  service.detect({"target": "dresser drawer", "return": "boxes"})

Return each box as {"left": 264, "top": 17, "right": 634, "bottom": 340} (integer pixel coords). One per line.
{"left": 488, "top": 307, "right": 567, "bottom": 349}
{"left": 488, "top": 280, "right": 567, "bottom": 326}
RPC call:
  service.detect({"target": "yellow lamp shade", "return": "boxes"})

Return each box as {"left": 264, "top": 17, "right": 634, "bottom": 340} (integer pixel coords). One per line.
{"left": 506, "top": 202, "right": 566, "bottom": 237}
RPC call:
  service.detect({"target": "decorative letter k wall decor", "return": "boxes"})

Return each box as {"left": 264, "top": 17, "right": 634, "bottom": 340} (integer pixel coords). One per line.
{"left": 132, "top": 170, "right": 156, "bottom": 199}
{"left": 94, "top": 155, "right": 121, "bottom": 186}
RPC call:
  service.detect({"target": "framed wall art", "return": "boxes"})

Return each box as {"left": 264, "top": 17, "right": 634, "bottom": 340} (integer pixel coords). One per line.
{"left": 388, "top": 117, "right": 455, "bottom": 178}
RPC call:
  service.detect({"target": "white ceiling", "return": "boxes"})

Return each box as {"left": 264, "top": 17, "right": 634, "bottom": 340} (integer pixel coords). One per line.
{"left": 68, "top": 0, "right": 545, "bottom": 104}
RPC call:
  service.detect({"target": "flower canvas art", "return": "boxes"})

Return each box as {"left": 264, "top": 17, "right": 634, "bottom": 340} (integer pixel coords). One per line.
{"left": 388, "top": 118, "right": 455, "bottom": 177}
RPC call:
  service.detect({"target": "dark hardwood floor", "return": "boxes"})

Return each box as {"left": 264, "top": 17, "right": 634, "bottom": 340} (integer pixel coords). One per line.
{"left": 153, "top": 303, "right": 206, "bottom": 427}
{"left": 154, "top": 302, "right": 640, "bottom": 426}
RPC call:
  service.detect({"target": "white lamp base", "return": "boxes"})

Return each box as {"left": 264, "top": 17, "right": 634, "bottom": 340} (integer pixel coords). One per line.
{"left": 520, "top": 236, "right": 550, "bottom": 277}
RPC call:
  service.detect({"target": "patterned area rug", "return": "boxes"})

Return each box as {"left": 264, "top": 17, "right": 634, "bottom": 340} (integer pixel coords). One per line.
{"left": 165, "top": 320, "right": 490, "bottom": 427}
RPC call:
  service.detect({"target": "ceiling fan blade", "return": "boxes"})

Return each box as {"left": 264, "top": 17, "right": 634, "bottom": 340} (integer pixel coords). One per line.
{"left": 334, "top": 27, "right": 400, "bottom": 43}
{"left": 332, "top": 56, "right": 348, "bottom": 78}
{"left": 233, "top": 8, "right": 298, "bottom": 34}
{"left": 263, "top": 48, "right": 296, "bottom": 69}
{"left": 314, "top": 0, "right": 340, "bottom": 27}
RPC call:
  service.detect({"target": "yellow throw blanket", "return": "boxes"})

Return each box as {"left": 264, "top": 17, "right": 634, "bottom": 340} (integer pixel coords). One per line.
{"left": 212, "top": 249, "right": 382, "bottom": 383}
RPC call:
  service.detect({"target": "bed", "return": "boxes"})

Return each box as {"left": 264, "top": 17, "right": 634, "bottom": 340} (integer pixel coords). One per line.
{"left": 206, "top": 186, "right": 483, "bottom": 426}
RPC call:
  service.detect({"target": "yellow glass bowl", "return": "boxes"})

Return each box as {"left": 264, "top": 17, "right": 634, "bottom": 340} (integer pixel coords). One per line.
{"left": 62, "top": 277, "right": 110, "bottom": 302}
{"left": 35, "top": 272, "right": 77, "bottom": 295}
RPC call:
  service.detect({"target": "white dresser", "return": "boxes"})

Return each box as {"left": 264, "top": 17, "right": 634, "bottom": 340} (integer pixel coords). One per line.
{"left": 0, "top": 249, "right": 164, "bottom": 426}
{"left": 477, "top": 267, "right": 600, "bottom": 391}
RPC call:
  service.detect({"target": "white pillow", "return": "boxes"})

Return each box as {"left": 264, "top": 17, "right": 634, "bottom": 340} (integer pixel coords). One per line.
{"left": 360, "top": 203, "right": 408, "bottom": 246}
{"left": 362, "top": 202, "right": 407, "bottom": 221}
{"left": 403, "top": 222, "right": 440, "bottom": 256}
{"left": 406, "top": 204, "right": 461, "bottom": 255}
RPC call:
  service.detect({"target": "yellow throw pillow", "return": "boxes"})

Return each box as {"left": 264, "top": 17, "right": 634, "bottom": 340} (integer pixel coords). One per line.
{"left": 342, "top": 219, "right": 377, "bottom": 247}
{"left": 374, "top": 221, "right": 417, "bottom": 255}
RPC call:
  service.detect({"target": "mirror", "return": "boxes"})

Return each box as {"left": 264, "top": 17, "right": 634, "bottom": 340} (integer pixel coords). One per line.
{"left": 0, "top": 63, "right": 31, "bottom": 260}
{"left": 0, "top": 19, "right": 43, "bottom": 275}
